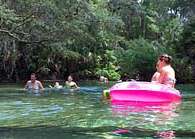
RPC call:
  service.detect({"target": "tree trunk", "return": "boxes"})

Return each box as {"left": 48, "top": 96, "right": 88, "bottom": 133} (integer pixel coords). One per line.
{"left": 192, "top": 61, "right": 195, "bottom": 81}
{"left": 140, "top": 14, "right": 145, "bottom": 38}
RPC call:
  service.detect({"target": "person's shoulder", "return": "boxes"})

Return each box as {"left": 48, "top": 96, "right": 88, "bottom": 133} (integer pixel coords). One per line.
{"left": 170, "top": 66, "right": 175, "bottom": 71}
{"left": 36, "top": 80, "right": 42, "bottom": 84}
{"left": 27, "top": 80, "right": 31, "bottom": 83}
{"left": 159, "top": 68, "right": 168, "bottom": 76}
{"left": 73, "top": 81, "right": 79, "bottom": 86}
{"left": 162, "top": 67, "right": 169, "bottom": 72}
{"left": 163, "top": 66, "right": 174, "bottom": 73}
{"left": 70, "top": 81, "right": 77, "bottom": 85}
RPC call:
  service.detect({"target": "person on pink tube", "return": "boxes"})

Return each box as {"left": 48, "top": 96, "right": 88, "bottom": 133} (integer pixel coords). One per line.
{"left": 155, "top": 54, "right": 176, "bottom": 88}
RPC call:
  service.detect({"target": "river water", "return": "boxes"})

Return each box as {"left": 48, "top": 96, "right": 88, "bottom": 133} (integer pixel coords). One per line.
{"left": 0, "top": 82, "right": 194, "bottom": 139}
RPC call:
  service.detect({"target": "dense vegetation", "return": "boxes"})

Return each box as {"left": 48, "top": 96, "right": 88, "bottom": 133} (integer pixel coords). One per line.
{"left": 0, "top": 0, "right": 195, "bottom": 83}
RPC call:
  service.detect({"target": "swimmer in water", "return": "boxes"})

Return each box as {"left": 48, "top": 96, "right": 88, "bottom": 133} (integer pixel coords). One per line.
{"left": 54, "top": 82, "right": 63, "bottom": 89}
{"left": 25, "top": 73, "right": 44, "bottom": 90}
{"left": 65, "top": 75, "right": 79, "bottom": 89}
{"left": 99, "top": 76, "right": 109, "bottom": 83}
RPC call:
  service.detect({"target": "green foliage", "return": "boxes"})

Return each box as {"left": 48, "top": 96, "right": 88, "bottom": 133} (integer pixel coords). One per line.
{"left": 175, "top": 16, "right": 195, "bottom": 80}
{"left": 0, "top": 0, "right": 195, "bottom": 82}
{"left": 95, "top": 50, "right": 121, "bottom": 81}
{"left": 174, "top": 57, "right": 193, "bottom": 83}
{"left": 117, "top": 38, "right": 164, "bottom": 80}
{"left": 178, "top": 17, "right": 195, "bottom": 59}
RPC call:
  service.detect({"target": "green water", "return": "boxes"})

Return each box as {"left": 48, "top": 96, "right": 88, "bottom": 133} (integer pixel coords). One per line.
{"left": 0, "top": 82, "right": 195, "bottom": 139}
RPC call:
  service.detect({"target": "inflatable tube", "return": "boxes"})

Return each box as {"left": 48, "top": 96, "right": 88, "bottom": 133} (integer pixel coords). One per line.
{"left": 110, "top": 81, "right": 181, "bottom": 103}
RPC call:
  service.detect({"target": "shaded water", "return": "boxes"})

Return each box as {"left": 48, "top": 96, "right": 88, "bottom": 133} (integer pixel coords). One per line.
{"left": 0, "top": 82, "right": 195, "bottom": 139}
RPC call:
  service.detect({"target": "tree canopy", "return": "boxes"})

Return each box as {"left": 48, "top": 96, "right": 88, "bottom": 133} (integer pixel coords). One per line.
{"left": 0, "top": 0, "right": 195, "bottom": 82}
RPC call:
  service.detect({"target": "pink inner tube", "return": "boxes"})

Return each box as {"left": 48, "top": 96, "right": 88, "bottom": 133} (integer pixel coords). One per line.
{"left": 110, "top": 81, "right": 181, "bottom": 103}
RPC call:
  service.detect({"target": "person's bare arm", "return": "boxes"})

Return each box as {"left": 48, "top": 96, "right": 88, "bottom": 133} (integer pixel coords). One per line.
{"left": 158, "top": 70, "right": 167, "bottom": 84}
{"left": 151, "top": 72, "right": 160, "bottom": 82}
{"left": 38, "top": 81, "right": 44, "bottom": 90}
{"left": 151, "top": 72, "right": 156, "bottom": 82}
{"left": 74, "top": 82, "right": 80, "bottom": 88}
{"left": 24, "top": 81, "right": 29, "bottom": 89}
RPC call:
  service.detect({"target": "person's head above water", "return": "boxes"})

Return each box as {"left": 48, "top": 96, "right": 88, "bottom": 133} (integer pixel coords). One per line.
{"left": 99, "top": 76, "right": 105, "bottom": 82}
{"left": 55, "top": 82, "right": 59, "bottom": 86}
{"left": 157, "top": 54, "right": 172, "bottom": 69}
{"left": 67, "top": 75, "right": 73, "bottom": 82}
{"left": 30, "top": 73, "right": 36, "bottom": 83}
{"left": 159, "top": 54, "right": 172, "bottom": 64}
{"left": 99, "top": 76, "right": 108, "bottom": 83}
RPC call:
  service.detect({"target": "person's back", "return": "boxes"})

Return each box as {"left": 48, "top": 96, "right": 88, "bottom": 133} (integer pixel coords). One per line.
{"left": 160, "top": 65, "right": 175, "bottom": 87}
{"left": 163, "top": 65, "right": 175, "bottom": 78}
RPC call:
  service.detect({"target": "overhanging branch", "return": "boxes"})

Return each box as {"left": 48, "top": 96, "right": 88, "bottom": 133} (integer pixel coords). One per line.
{"left": 0, "top": 28, "right": 54, "bottom": 44}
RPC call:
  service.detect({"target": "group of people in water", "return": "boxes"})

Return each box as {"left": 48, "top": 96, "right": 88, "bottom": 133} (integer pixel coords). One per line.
{"left": 25, "top": 54, "right": 176, "bottom": 90}
{"left": 25, "top": 74, "right": 79, "bottom": 90}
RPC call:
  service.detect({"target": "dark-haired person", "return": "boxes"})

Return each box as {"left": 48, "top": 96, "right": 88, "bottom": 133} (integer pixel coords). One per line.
{"left": 25, "top": 73, "right": 44, "bottom": 90}
{"left": 65, "top": 75, "right": 79, "bottom": 89}
{"left": 156, "top": 54, "right": 176, "bottom": 88}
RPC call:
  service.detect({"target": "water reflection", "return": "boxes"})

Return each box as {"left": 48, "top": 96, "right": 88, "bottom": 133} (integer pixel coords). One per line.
{"left": 156, "top": 130, "right": 175, "bottom": 139}
{"left": 111, "top": 101, "right": 181, "bottom": 126}
{"left": 112, "top": 128, "right": 176, "bottom": 138}
{"left": 110, "top": 101, "right": 180, "bottom": 138}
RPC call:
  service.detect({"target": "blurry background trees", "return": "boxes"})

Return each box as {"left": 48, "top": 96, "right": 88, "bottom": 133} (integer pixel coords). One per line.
{"left": 0, "top": 0, "right": 194, "bottom": 82}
